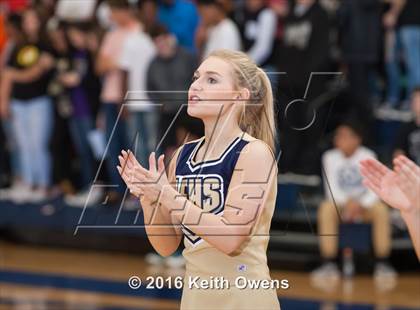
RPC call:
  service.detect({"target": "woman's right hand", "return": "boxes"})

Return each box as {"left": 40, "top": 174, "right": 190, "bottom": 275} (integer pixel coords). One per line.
{"left": 117, "top": 150, "right": 156, "bottom": 207}
{"left": 117, "top": 150, "right": 143, "bottom": 197}
{"left": 360, "top": 158, "right": 411, "bottom": 212}
{"left": 394, "top": 155, "right": 420, "bottom": 213}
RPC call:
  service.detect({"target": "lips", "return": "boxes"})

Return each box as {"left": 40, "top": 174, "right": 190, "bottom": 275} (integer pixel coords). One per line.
{"left": 188, "top": 95, "right": 201, "bottom": 104}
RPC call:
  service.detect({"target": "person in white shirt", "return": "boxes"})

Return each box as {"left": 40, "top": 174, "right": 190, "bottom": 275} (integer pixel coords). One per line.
{"left": 312, "top": 121, "right": 395, "bottom": 282}
{"left": 196, "top": 0, "right": 242, "bottom": 59}
{"left": 118, "top": 25, "right": 157, "bottom": 166}
{"left": 234, "top": 0, "right": 277, "bottom": 66}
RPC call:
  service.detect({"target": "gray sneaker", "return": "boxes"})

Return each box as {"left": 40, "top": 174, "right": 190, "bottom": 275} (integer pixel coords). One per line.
{"left": 374, "top": 262, "right": 397, "bottom": 291}
{"left": 311, "top": 262, "right": 341, "bottom": 281}
{"left": 65, "top": 187, "right": 104, "bottom": 208}
{"left": 374, "top": 262, "right": 397, "bottom": 279}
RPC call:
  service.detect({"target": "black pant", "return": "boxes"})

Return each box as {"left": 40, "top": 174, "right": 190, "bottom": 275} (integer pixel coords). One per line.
{"left": 276, "top": 76, "right": 329, "bottom": 175}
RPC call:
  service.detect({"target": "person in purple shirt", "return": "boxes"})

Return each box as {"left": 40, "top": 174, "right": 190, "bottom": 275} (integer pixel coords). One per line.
{"left": 59, "top": 23, "right": 101, "bottom": 195}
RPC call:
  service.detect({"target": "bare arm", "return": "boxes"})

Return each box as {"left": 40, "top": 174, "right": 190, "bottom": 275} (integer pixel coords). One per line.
{"left": 9, "top": 53, "right": 54, "bottom": 83}
{"left": 118, "top": 141, "right": 277, "bottom": 256}
{"left": 122, "top": 148, "right": 184, "bottom": 257}
{"left": 401, "top": 209, "right": 420, "bottom": 260}
{"left": 0, "top": 69, "right": 13, "bottom": 118}
{"left": 95, "top": 53, "right": 118, "bottom": 76}
{"left": 394, "top": 155, "right": 420, "bottom": 260}
{"left": 383, "top": 0, "right": 406, "bottom": 28}
{"left": 159, "top": 141, "right": 277, "bottom": 256}
{"left": 389, "top": 0, "right": 406, "bottom": 15}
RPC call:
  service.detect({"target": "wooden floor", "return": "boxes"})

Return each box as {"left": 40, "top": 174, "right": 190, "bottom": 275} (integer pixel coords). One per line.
{"left": 0, "top": 241, "right": 419, "bottom": 310}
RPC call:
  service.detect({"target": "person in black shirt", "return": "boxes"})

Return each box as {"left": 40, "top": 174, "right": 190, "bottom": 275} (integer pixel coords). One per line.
{"left": 394, "top": 87, "right": 420, "bottom": 164}
{"left": 275, "top": 0, "right": 331, "bottom": 175}
{"left": 233, "top": 0, "right": 277, "bottom": 68}
{"left": 0, "top": 8, "right": 55, "bottom": 203}
{"left": 0, "top": 13, "right": 23, "bottom": 191}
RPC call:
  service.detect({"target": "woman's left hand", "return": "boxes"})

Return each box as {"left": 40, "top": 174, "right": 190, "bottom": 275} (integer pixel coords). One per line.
{"left": 117, "top": 150, "right": 169, "bottom": 206}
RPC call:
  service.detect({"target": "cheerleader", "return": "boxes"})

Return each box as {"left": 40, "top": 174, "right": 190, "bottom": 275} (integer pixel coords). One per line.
{"left": 118, "top": 49, "right": 281, "bottom": 309}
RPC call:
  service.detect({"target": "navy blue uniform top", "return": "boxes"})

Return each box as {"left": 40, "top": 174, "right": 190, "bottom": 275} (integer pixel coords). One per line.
{"left": 175, "top": 133, "right": 250, "bottom": 245}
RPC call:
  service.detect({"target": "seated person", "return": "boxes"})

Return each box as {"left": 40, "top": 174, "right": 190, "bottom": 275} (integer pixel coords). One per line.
{"left": 312, "top": 121, "right": 395, "bottom": 281}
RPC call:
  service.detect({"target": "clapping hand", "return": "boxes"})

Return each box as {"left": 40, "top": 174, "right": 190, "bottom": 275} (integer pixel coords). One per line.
{"left": 117, "top": 150, "right": 170, "bottom": 206}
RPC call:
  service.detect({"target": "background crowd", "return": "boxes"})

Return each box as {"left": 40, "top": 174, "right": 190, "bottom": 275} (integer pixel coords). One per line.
{"left": 0, "top": 0, "right": 419, "bottom": 278}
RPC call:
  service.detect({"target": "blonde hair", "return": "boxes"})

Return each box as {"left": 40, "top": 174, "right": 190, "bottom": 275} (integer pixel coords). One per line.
{"left": 207, "top": 49, "right": 277, "bottom": 152}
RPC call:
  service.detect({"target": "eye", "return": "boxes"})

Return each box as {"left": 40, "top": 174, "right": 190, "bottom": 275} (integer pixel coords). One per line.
{"left": 208, "top": 77, "right": 217, "bottom": 84}
{"left": 191, "top": 75, "right": 198, "bottom": 82}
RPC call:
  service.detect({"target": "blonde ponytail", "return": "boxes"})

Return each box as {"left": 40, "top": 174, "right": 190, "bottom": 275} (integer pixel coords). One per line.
{"left": 207, "top": 50, "right": 277, "bottom": 152}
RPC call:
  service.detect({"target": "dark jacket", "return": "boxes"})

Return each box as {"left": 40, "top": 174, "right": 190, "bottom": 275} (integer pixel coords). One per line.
{"left": 276, "top": 1, "right": 330, "bottom": 87}
{"left": 338, "top": 0, "right": 381, "bottom": 63}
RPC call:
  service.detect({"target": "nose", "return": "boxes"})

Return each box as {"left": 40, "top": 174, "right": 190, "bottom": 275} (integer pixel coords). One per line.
{"left": 190, "top": 78, "right": 203, "bottom": 92}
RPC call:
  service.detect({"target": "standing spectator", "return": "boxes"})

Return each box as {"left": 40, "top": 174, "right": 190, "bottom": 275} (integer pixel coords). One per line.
{"left": 157, "top": 0, "right": 199, "bottom": 53}
{"left": 196, "top": 0, "right": 242, "bottom": 59}
{"left": 95, "top": 0, "right": 140, "bottom": 201}
{"left": 138, "top": 0, "right": 159, "bottom": 34}
{"left": 117, "top": 12, "right": 156, "bottom": 166}
{"left": 147, "top": 24, "right": 199, "bottom": 156}
{"left": 144, "top": 26, "right": 199, "bottom": 267}
{"left": 338, "top": 0, "right": 382, "bottom": 107}
{"left": 267, "top": 0, "right": 289, "bottom": 86}
{"left": 0, "top": 7, "right": 55, "bottom": 203}
{"left": 384, "top": 0, "right": 420, "bottom": 109}
{"left": 0, "top": 13, "right": 23, "bottom": 194}
{"left": 393, "top": 87, "right": 420, "bottom": 164}
{"left": 276, "top": 0, "right": 331, "bottom": 175}
{"left": 233, "top": 0, "right": 277, "bottom": 68}
{"left": 60, "top": 23, "right": 102, "bottom": 206}
{"left": 46, "top": 18, "right": 74, "bottom": 194}
{"left": 383, "top": 1, "right": 403, "bottom": 109}
{"left": 312, "top": 121, "right": 395, "bottom": 282}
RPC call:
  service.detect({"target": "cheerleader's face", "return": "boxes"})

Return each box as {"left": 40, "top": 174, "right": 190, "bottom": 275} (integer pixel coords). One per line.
{"left": 188, "top": 56, "right": 241, "bottom": 120}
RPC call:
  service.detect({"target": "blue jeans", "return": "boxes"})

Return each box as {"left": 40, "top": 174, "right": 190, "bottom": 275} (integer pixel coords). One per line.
{"left": 385, "top": 30, "right": 402, "bottom": 105}
{"left": 400, "top": 26, "right": 420, "bottom": 96}
{"left": 103, "top": 104, "right": 128, "bottom": 194}
{"left": 11, "top": 96, "right": 53, "bottom": 187}
{"left": 69, "top": 116, "right": 95, "bottom": 190}
{"left": 126, "top": 110, "right": 158, "bottom": 166}
{"left": 1, "top": 119, "right": 20, "bottom": 180}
